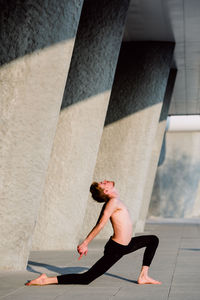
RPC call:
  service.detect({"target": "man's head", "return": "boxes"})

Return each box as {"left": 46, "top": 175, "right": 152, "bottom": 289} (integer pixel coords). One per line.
{"left": 90, "top": 180, "right": 115, "bottom": 203}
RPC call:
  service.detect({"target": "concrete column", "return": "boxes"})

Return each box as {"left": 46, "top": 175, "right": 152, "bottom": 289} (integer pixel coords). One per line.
{"left": 32, "top": 0, "right": 130, "bottom": 250}
{"left": 135, "top": 69, "right": 177, "bottom": 233}
{"left": 0, "top": 0, "right": 83, "bottom": 271}
{"left": 81, "top": 42, "right": 174, "bottom": 240}
{"left": 193, "top": 180, "right": 200, "bottom": 217}
{"left": 148, "top": 131, "right": 200, "bottom": 219}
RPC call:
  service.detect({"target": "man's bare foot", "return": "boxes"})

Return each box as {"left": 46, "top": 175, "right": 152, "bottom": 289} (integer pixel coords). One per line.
{"left": 137, "top": 275, "right": 162, "bottom": 285}
{"left": 26, "top": 273, "right": 49, "bottom": 286}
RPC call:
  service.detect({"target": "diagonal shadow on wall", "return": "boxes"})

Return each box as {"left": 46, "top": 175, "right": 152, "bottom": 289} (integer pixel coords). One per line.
{"left": 103, "top": 41, "right": 175, "bottom": 127}
{"left": 60, "top": 0, "right": 130, "bottom": 110}
{"left": 0, "top": 0, "right": 83, "bottom": 66}
{"left": 0, "top": 0, "right": 175, "bottom": 124}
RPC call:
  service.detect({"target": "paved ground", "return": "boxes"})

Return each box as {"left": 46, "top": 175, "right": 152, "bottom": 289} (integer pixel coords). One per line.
{"left": 0, "top": 222, "right": 200, "bottom": 300}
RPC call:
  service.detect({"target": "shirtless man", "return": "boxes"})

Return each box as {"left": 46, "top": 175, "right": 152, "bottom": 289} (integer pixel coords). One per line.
{"left": 26, "top": 180, "right": 161, "bottom": 286}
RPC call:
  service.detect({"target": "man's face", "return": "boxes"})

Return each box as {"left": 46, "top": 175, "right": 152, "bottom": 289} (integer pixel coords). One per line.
{"left": 98, "top": 180, "right": 115, "bottom": 192}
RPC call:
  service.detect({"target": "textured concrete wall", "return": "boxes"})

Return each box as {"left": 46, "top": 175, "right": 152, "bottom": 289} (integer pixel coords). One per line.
{"left": 136, "top": 69, "right": 177, "bottom": 232}
{"left": 0, "top": 0, "right": 83, "bottom": 270}
{"left": 81, "top": 42, "right": 174, "bottom": 240}
{"left": 148, "top": 131, "right": 200, "bottom": 219}
{"left": 32, "top": 0, "right": 130, "bottom": 250}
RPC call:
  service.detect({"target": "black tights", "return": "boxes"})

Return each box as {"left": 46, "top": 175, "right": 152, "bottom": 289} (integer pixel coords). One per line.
{"left": 57, "top": 235, "right": 159, "bottom": 285}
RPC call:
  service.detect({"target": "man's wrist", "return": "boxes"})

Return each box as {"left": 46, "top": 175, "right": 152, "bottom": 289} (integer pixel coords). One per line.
{"left": 83, "top": 240, "right": 88, "bottom": 246}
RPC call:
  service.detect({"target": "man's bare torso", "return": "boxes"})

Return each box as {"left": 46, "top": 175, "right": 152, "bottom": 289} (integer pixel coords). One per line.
{"left": 109, "top": 199, "right": 133, "bottom": 245}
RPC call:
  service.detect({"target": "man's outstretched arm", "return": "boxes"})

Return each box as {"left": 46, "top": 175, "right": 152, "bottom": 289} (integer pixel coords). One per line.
{"left": 77, "top": 199, "right": 117, "bottom": 259}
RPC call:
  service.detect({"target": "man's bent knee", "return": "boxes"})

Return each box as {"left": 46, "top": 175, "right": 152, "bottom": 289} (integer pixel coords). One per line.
{"left": 151, "top": 235, "right": 159, "bottom": 246}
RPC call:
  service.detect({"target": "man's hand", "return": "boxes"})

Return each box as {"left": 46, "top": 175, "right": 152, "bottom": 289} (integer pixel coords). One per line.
{"left": 77, "top": 242, "right": 88, "bottom": 260}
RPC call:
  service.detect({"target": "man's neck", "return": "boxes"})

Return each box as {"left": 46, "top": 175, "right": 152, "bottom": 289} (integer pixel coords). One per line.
{"left": 108, "top": 191, "right": 120, "bottom": 201}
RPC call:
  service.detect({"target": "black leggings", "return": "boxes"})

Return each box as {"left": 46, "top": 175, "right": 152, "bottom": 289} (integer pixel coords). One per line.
{"left": 57, "top": 235, "right": 159, "bottom": 285}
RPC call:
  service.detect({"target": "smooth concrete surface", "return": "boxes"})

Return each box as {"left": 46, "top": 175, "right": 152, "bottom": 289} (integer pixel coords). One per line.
{"left": 0, "top": 222, "right": 200, "bottom": 300}
{"left": 149, "top": 131, "right": 200, "bottom": 218}
{"left": 32, "top": 0, "right": 130, "bottom": 250}
{"left": 136, "top": 69, "right": 177, "bottom": 233}
{"left": 0, "top": 0, "right": 83, "bottom": 270}
{"left": 81, "top": 42, "right": 174, "bottom": 240}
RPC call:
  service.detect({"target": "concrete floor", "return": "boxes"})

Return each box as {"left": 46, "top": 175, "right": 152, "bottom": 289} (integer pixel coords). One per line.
{"left": 0, "top": 222, "right": 200, "bottom": 300}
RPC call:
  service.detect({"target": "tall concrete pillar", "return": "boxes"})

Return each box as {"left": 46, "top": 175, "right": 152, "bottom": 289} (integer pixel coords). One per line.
{"left": 32, "top": 0, "right": 130, "bottom": 250}
{"left": 148, "top": 131, "right": 200, "bottom": 219}
{"left": 81, "top": 42, "right": 174, "bottom": 240}
{"left": 135, "top": 69, "right": 177, "bottom": 233}
{"left": 0, "top": 0, "right": 83, "bottom": 271}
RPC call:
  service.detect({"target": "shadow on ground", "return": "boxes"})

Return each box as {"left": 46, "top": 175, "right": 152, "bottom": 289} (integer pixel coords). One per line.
{"left": 27, "top": 260, "right": 137, "bottom": 284}
{"left": 181, "top": 248, "right": 200, "bottom": 251}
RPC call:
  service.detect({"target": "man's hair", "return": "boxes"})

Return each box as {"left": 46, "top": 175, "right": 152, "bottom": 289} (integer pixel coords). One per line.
{"left": 90, "top": 182, "right": 110, "bottom": 203}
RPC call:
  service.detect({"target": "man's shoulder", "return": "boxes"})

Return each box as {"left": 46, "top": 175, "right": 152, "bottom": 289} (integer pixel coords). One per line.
{"left": 107, "top": 197, "right": 118, "bottom": 204}
{"left": 104, "top": 198, "right": 117, "bottom": 208}
{"left": 106, "top": 198, "right": 121, "bottom": 210}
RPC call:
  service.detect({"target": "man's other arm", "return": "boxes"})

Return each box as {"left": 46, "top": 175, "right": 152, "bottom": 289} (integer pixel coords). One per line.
{"left": 77, "top": 199, "right": 117, "bottom": 259}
